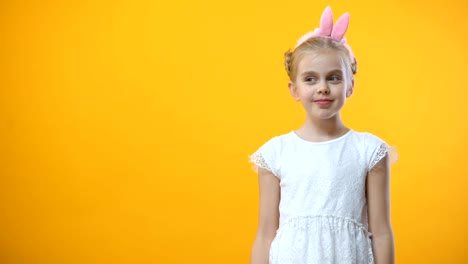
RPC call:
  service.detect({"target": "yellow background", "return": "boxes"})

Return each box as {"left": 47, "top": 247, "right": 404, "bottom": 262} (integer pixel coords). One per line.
{"left": 1, "top": 0, "right": 467, "bottom": 263}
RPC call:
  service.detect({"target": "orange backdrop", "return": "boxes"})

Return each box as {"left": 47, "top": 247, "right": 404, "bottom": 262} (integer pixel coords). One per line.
{"left": 1, "top": 0, "right": 467, "bottom": 263}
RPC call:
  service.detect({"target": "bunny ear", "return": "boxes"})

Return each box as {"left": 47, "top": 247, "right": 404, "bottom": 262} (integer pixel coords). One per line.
{"left": 318, "top": 6, "right": 334, "bottom": 36}
{"left": 331, "top": 12, "right": 350, "bottom": 40}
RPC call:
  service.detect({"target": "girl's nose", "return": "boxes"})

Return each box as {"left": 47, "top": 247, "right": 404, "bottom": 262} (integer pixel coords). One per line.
{"left": 317, "top": 83, "right": 330, "bottom": 95}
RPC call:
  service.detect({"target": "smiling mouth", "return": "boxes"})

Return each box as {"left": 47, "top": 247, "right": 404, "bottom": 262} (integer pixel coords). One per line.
{"left": 314, "top": 99, "right": 333, "bottom": 106}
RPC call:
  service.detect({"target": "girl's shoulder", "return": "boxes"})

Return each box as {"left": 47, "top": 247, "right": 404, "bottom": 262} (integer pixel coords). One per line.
{"left": 349, "top": 130, "right": 398, "bottom": 169}
{"left": 348, "top": 130, "right": 387, "bottom": 144}
{"left": 249, "top": 131, "right": 295, "bottom": 178}
{"left": 254, "top": 130, "right": 295, "bottom": 148}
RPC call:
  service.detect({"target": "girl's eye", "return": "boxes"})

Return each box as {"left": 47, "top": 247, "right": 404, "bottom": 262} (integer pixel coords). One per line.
{"left": 328, "top": 75, "right": 342, "bottom": 82}
{"left": 304, "top": 77, "right": 317, "bottom": 83}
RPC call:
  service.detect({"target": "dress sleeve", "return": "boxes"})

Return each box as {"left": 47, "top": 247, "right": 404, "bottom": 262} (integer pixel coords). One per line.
{"left": 366, "top": 133, "right": 398, "bottom": 171}
{"left": 248, "top": 137, "right": 280, "bottom": 179}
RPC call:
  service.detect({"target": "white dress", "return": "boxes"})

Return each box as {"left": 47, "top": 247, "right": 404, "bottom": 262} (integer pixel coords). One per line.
{"left": 249, "top": 129, "right": 396, "bottom": 264}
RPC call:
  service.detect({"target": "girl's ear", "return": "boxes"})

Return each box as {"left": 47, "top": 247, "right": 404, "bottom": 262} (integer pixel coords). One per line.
{"left": 288, "top": 81, "right": 300, "bottom": 101}
{"left": 346, "top": 79, "right": 354, "bottom": 97}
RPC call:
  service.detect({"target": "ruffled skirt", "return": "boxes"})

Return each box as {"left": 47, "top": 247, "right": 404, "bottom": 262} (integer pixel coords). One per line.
{"left": 269, "top": 215, "right": 374, "bottom": 264}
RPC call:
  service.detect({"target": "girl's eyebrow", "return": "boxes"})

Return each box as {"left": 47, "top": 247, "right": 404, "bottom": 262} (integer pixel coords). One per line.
{"left": 300, "top": 69, "right": 343, "bottom": 77}
{"left": 327, "top": 69, "right": 344, "bottom": 75}
{"left": 300, "top": 71, "right": 318, "bottom": 76}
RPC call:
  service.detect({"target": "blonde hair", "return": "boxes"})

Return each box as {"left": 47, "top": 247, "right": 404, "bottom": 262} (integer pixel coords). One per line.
{"left": 284, "top": 37, "right": 357, "bottom": 84}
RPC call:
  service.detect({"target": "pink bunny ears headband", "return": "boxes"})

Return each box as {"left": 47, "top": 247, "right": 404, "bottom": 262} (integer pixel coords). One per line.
{"left": 295, "top": 6, "right": 356, "bottom": 71}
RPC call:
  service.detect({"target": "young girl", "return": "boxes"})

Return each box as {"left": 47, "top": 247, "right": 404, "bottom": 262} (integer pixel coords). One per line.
{"left": 249, "top": 6, "right": 396, "bottom": 264}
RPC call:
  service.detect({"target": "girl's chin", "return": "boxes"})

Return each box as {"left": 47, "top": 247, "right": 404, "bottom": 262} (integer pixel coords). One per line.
{"left": 306, "top": 109, "right": 341, "bottom": 120}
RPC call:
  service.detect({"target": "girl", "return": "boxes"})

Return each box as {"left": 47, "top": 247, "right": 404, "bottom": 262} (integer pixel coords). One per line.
{"left": 249, "top": 6, "right": 397, "bottom": 264}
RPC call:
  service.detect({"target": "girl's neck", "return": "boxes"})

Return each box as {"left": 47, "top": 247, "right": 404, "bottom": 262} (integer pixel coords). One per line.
{"left": 295, "top": 114, "right": 349, "bottom": 142}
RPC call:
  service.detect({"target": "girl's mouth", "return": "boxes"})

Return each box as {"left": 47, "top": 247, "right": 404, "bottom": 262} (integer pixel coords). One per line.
{"left": 315, "top": 99, "right": 333, "bottom": 106}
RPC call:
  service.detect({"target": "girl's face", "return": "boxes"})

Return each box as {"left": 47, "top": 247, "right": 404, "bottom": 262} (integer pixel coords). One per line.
{"left": 288, "top": 50, "right": 352, "bottom": 120}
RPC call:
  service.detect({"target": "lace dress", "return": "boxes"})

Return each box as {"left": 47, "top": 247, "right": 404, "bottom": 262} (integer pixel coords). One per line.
{"left": 249, "top": 130, "right": 396, "bottom": 264}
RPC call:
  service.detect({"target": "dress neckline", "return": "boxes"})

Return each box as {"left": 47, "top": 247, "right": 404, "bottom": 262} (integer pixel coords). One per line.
{"left": 290, "top": 129, "right": 353, "bottom": 145}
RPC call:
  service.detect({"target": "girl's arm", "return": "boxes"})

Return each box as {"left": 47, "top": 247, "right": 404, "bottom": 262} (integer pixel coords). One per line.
{"left": 367, "top": 155, "right": 395, "bottom": 264}
{"left": 250, "top": 167, "right": 280, "bottom": 264}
